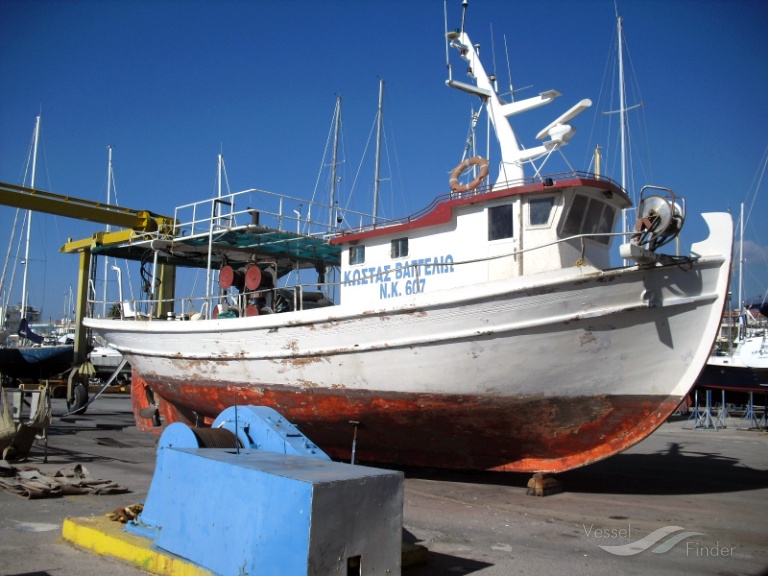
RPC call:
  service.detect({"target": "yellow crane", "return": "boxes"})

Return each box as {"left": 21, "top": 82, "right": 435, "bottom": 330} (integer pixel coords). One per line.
{"left": 0, "top": 180, "right": 176, "bottom": 411}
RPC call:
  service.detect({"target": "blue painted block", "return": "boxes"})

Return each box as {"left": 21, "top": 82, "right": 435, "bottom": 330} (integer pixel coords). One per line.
{"left": 129, "top": 442, "right": 403, "bottom": 575}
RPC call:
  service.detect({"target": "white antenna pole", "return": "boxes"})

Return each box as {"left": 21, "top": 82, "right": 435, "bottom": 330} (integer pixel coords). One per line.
{"left": 20, "top": 115, "right": 40, "bottom": 325}
{"left": 218, "top": 153, "right": 223, "bottom": 200}
{"left": 444, "top": 1, "right": 452, "bottom": 82}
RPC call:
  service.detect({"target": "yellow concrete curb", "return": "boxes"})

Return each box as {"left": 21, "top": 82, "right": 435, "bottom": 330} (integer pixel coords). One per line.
{"left": 63, "top": 516, "right": 428, "bottom": 573}
{"left": 62, "top": 516, "right": 212, "bottom": 576}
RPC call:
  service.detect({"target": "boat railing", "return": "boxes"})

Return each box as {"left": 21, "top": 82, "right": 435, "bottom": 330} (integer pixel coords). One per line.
{"left": 86, "top": 283, "right": 334, "bottom": 322}
{"left": 173, "top": 187, "right": 376, "bottom": 241}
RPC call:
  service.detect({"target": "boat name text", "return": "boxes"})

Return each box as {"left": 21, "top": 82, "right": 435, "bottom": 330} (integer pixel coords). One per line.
{"left": 344, "top": 255, "right": 455, "bottom": 299}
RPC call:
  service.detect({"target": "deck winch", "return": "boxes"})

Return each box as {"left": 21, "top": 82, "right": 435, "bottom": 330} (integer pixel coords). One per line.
{"left": 127, "top": 406, "right": 404, "bottom": 575}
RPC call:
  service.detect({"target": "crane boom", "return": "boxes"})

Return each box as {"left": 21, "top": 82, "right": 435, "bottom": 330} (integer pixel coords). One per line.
{"left": 0, "top": 181, "right": 175, "bottom": 235}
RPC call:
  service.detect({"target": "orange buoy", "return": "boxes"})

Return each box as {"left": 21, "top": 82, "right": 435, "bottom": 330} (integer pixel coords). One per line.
{"left": 449, "top": 156, "right": 489, "bottom": 193}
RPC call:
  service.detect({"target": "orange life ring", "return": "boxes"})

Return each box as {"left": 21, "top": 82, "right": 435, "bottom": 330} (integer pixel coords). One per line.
{"left": 449, "top": 156, "right": 489, "bottom": 193}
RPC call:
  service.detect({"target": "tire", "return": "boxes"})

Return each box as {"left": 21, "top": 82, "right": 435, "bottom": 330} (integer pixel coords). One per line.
{"left": 67, "top": 383, "right": 89, "bottom": 415}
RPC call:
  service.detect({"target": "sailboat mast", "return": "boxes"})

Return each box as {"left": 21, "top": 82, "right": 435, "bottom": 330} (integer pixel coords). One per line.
{"left": 20, "top": 115, "right": 40, "bottom": 324}
{"left": 618, "top": 15, "right": 627, "bottom": 194}
{"left": 616, "top": 12, "right": 631, "bottom": 266}
{"left": 204, "top": 154, "right": 225, "bottom": 313}
{"left": 738, "top": 202, "right": 744, "bottom": 313}
{"left": 373, "top": 79, "right": 384, "bottom": 225}
{"left": 329, "top": 96, "right": 341, "bottom": 231}
{"left": 102, "top": 145, "right": 113, "bottom": 317}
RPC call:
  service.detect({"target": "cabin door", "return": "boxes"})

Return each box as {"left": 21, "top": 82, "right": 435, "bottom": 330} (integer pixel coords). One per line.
{"left": 487, "top": 198, "right": 521, "bottom": 281}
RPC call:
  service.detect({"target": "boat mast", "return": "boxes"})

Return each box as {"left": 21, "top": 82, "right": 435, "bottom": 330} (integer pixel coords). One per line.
{"left": 616, "top": 13, "right": 631, "bottom": 257}
{"left": 20, "top": 115, "right": 40, "bottom": 325}
{"left": 329, "top": 96, "right": 341, "bottom": 231}
{"left": 217, "top": 152, "right": 223, "bottom": 202}
{"left": 204, "top": 154, "right": 224, "bottom": 314}
{"left": 102, "top": 145, "right": 113, "bottom": 317}
{"left": 373, "top": 79, "right": 384, "bottom": 225}
{"left": 617, "top": 15, "right": 627, "bottom": 197}
{"left": 738, "top": 202, "right": 744, "bottom": 320}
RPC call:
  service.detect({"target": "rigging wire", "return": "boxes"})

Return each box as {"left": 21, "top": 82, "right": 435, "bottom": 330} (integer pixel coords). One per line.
{"left": 2, "top": 212, "right": 28, "bottom": 315}
{"left": 3, "top": 121, "right": 49, "bottom": 317}
{"left": 385, "top": 113, "right": 410, "bottom": 220}
{"left": 503, "top": 34, "right": 514, "bottom": 102}
{"left": 344, "top": 109, "right": 378, "bottom": 222}
{"left": 741, "top": 145, "right": 768, "bottom": 302}
{"left": 586, "top": 15, "right": 652, "bottom": 204}
{"left": 308, "top": 97, "right": 344, "bottom": 234}
{"left": 0, "top": 209, "right": 22, "bottom": 309}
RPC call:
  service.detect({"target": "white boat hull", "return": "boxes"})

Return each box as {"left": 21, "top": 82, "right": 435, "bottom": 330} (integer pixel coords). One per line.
{"left": 86, "top": 218, "right": 730, "bottom": 472}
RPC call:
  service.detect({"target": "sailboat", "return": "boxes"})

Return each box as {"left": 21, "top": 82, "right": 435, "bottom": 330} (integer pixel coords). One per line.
{"left": 0, "top": 116, "right": 73, "bottom": 384}
{"left": 83, "top": 5, "right": 732, "bottom": 473}
{"left": 698, "top": 320, "right": 768, "bottom": 396}
{"left": 694, "top": 200, "right": 768, "bottom": 399}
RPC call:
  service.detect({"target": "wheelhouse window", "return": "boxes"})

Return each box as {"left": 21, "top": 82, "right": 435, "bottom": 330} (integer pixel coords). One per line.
{"left": 560, "top": 194, "right": 616, "bottom": 245}
{"left": 349, "top": 245, "right": 365, "bottom": 265}
{"left": 391, "top": 237, "right": 409, "bottom": 258}
{"left": 488, "top": 204, "right": 514, "bottom": 240}
{"left": 528, "top": 196, "right": 556, "bottom": 227}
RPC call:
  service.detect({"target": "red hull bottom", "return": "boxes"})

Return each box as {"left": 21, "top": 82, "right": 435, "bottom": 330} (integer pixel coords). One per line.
{"left": 130, "top": 372, "right": 681, "bottom": 473}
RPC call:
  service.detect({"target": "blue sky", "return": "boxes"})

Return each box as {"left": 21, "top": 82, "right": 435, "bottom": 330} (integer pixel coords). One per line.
{"left": 1, "top": 0, "right": 767, "bottom": 322}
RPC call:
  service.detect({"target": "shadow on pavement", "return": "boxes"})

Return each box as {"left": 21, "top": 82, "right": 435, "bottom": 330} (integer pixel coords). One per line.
{"left": 403, "top": 528, "right": 493, "bottom": 575}
{"left": 398, "top": 439, "right": 768, "bottom": 496}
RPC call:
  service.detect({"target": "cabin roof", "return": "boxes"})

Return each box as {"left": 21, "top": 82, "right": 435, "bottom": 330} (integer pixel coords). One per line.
{"left": 331, "top": 173, "right": 629, "bottom": 245}
{"left": 91, "top": 226, "right": 342, "bottom": 275}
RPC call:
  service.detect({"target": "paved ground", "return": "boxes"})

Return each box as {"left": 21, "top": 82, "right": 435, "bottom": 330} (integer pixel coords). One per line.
{"left": 1, "top": 394, "right": 767, "bottom": 576}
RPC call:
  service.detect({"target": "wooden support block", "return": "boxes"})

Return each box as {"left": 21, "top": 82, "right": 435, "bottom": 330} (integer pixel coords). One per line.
{"left": 526, "top": 472, "right": 563, "bottom": 496}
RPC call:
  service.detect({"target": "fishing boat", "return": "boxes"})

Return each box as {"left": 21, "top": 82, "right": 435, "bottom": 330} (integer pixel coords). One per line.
{"left": 82, "top": 9, "right": 733, "bottom": 472}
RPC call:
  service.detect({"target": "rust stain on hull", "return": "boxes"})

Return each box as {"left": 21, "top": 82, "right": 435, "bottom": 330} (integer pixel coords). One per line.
{"left": 131, "top": 372, "right": 680, "bottom": 473}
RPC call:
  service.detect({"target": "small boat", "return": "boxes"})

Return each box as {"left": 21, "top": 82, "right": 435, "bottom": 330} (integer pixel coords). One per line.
{"left": 692, "top": 317, "right": 767, "bottom": 423}
{"left": 693, "top": 194, "right": 768, "bottom": 399}
{"left": 0, "top": 318, "right": 73, "bottom": 383}
{"left": 697, "top": 350, "right": 767, "bottom": 394}
{"left": 0, "top": 342, "right": 74, "bottom": 382}
{"left": 83, "top": 6, "right": 733, "bottom": 472}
